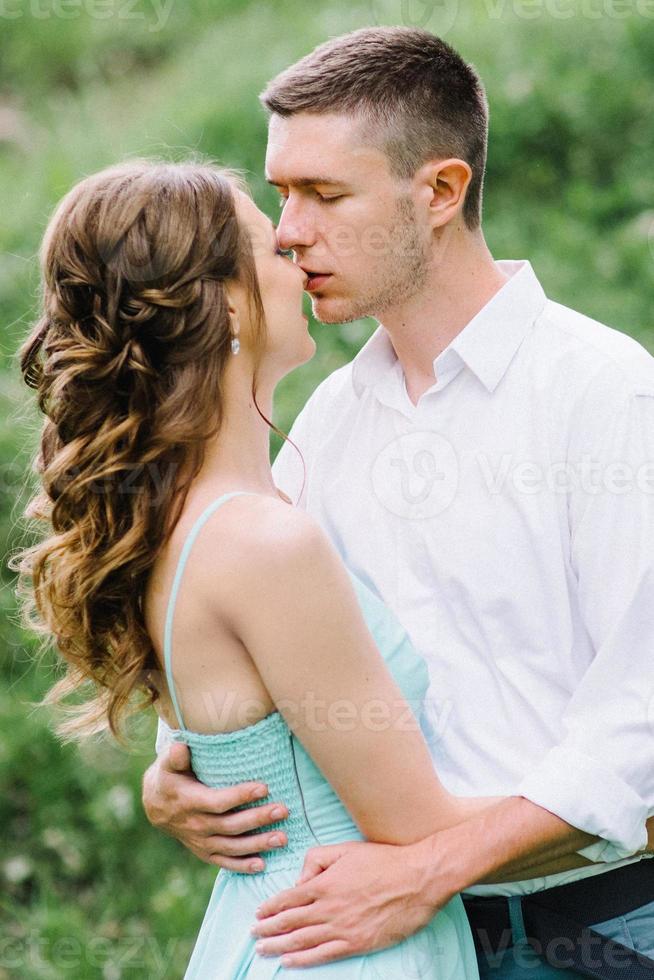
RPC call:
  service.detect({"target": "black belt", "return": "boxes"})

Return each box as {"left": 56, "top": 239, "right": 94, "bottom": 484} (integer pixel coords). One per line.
{"left": 462, "top": 859, "right": 654, "bottom": 978}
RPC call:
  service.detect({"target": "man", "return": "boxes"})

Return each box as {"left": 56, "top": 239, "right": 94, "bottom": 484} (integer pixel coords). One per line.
{"left": 144, "top": 28, "right": 654, "bottom": 977}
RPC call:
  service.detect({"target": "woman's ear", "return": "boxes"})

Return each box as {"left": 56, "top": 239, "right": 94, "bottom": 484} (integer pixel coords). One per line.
{"left": 224, "top": 282, "right": 245, "bottom": 331}
{"left": 227, "top": 303, "right": 240, "bottom": 334}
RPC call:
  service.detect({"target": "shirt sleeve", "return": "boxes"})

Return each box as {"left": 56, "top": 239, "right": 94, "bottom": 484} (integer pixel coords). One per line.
{"left": 517, "top": 376, "right": 654, "bottom": 859}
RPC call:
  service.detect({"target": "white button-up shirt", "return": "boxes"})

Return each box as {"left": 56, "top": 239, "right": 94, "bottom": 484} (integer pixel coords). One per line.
{"left": 269, "top": 259, "right": 654, "bottom": 896}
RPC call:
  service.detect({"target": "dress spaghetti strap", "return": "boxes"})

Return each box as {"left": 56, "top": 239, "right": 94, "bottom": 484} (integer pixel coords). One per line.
{"left": 162, "top": 491, "right": 256, "bottom": 731}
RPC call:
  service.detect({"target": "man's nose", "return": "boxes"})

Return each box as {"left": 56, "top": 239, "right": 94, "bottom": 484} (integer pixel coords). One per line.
{"left": 276, "top": 198, "right": 316, "bottom": 251}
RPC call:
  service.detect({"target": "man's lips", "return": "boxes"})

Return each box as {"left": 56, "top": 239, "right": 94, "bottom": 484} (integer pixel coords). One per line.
{"left": 300, "top": 266, "right": 333, "bottom": 293}
{"left": 305, "top": 273, "right": 332, "bottom": 293}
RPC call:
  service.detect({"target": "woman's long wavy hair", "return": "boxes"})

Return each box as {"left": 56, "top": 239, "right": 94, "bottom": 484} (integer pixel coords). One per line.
{"left": 12, "top": 159, "right": 271, "bottom": 742}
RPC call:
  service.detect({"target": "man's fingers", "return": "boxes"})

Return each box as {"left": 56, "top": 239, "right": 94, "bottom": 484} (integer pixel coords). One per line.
{"left": 295, "top": 844, "right": 342, "bottom": 884}
{"left": 255, "top": 925, "right": 331, "bottom": 959}
{"left": 191, "top": 782, "right": 272, "bottom": 815}
{"left": 213, "top": 802, "right": 289, "bottom": 837}
{"left": 207, "top": 854, "right": 269, "bottom": 874}
{"left": 280, "top": 940, "right": 351, "bottom": 969}
{"left": 251, "top": 906, "right": 318, "bottom": 939}
{"left": 167, "top": 741, "right": 192, "bottom": 772}
{"left": 145, "top": 750, "right": 296, "bottom": 869}
{"left": 165, "top": 780, "right": 273, "bottom": 817}
{"left": 203, "top": 829, "right": 288, "bottom": 859}
{"left": 189, "top": 802, "right": 289, "bottom": 838}
{"left": 255, "top": 884, "right": 317, "bottom": 920}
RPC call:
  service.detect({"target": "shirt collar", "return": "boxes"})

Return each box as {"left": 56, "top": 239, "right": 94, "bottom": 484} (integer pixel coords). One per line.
{"left": 351, "top": 259, "right": 548, "bottom": 397}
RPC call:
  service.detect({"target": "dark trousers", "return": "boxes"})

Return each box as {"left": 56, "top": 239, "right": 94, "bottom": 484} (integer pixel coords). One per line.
{"left": 466, "top": 895, "right": 654, "bottom": 978}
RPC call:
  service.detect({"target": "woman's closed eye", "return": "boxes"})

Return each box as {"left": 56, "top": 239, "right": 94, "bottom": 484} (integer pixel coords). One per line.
{"left": 276, "top": 247, "right": 294, "bottom": 259}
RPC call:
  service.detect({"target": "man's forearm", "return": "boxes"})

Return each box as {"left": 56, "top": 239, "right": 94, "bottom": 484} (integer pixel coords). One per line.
{"left": 497, "top": 812, "right": 654, "bottom": 882}
{"left": 446, "top": 796, "right": 602, "bottom": 881}
{"left": 483, "top": 845, "right": 598, "bottom": 883}
{"left": 420, "top": 796, "right": 596, "bottom": 898}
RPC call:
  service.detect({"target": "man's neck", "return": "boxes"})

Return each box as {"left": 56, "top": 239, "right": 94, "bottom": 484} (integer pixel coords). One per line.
{"left": 378, "top": 233, "right": 508, "bottom": 405}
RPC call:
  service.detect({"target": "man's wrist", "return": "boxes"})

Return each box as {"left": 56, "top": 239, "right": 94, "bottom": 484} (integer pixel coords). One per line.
{"left": 412, "top": 801, "right": 512, "bottom": 905}
{"left": 411, "top": 831, "right": 471, "bottom": 911}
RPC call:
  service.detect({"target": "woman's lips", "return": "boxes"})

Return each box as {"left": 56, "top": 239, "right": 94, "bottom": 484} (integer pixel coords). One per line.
{"left": 305, "top": 273, "right": 332, "bottom": 293}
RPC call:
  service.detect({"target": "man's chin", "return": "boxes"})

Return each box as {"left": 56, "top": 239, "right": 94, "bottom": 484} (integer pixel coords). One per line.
{"left": 311, "top": 296, "right": 370, "bottom": 325}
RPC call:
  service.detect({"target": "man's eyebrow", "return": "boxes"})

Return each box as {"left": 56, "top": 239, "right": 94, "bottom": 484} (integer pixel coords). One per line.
{"left": 265, "top": 176, "right": 343, "bottom": 188}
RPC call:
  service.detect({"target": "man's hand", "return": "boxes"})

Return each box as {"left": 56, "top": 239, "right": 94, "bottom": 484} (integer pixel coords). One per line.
{"left": 250, "top": 802, "right": 654, "bottom": 967}
{"left": 141, "top": 742, "right": 290, "bottom": 873}
{"left": 647, "top": 816, "right": 654, "bottom": 853}
{"left": 250, "top": 839, "right": 447, "bottom": 969}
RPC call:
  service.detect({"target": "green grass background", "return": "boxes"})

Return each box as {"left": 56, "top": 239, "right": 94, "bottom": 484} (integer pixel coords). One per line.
{"left": 1, "top": 1, "right": 653, "bottom": 976}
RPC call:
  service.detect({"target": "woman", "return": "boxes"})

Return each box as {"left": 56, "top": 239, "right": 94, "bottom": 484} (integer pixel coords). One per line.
{"left": 14, "top": 159, "right": 501, "bottom": 977}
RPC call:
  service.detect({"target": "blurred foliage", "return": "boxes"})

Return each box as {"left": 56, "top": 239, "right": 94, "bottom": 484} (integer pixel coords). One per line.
{"left": 0, "top": 0, "right": 652, "bottom": 976}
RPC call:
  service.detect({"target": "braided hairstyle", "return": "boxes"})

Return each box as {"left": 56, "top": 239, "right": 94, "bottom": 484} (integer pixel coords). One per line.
{"left": 13, "top": 159, "right": 265, "bottom": 741}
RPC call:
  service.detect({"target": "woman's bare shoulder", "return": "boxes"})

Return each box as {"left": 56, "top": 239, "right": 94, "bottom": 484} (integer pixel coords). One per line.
{"left": 190, "top": 493, "right": 334, "bottom": 601}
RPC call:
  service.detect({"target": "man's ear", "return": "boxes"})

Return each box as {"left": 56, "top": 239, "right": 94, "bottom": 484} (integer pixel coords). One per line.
{"left": 419, "top": 158, "right": 472, "bottom": 229}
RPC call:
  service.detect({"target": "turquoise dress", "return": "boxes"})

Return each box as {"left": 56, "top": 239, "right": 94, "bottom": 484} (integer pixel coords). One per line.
{"left": 164, "top": 492, "right": 479, "bottom": 979}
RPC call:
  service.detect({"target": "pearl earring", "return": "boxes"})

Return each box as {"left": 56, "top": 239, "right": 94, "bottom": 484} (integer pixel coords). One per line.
{"left": 229, "top": 308, "right": 240, "bottom": 355}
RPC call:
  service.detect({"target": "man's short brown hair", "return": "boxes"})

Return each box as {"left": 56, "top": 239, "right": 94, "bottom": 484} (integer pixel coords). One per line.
{"left": 260, "top": 27, "right": 489, "bottom": 230}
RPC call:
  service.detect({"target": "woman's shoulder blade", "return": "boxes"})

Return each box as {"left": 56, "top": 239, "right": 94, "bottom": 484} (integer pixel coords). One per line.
{"left": 192, "top": 495, "right": 331, "bottom": 602}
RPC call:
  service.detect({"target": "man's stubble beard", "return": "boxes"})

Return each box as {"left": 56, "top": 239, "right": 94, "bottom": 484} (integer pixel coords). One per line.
{"left": 312, "top": 195, "right": 431, "bottom": 326}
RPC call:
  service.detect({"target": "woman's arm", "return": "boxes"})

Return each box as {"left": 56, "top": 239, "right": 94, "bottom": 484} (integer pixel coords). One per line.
{"left": 220, "top": 498, "right": 494, "bottom": 844}
{"left": 224, "top": 505, "right": 617, "bottom": 877}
